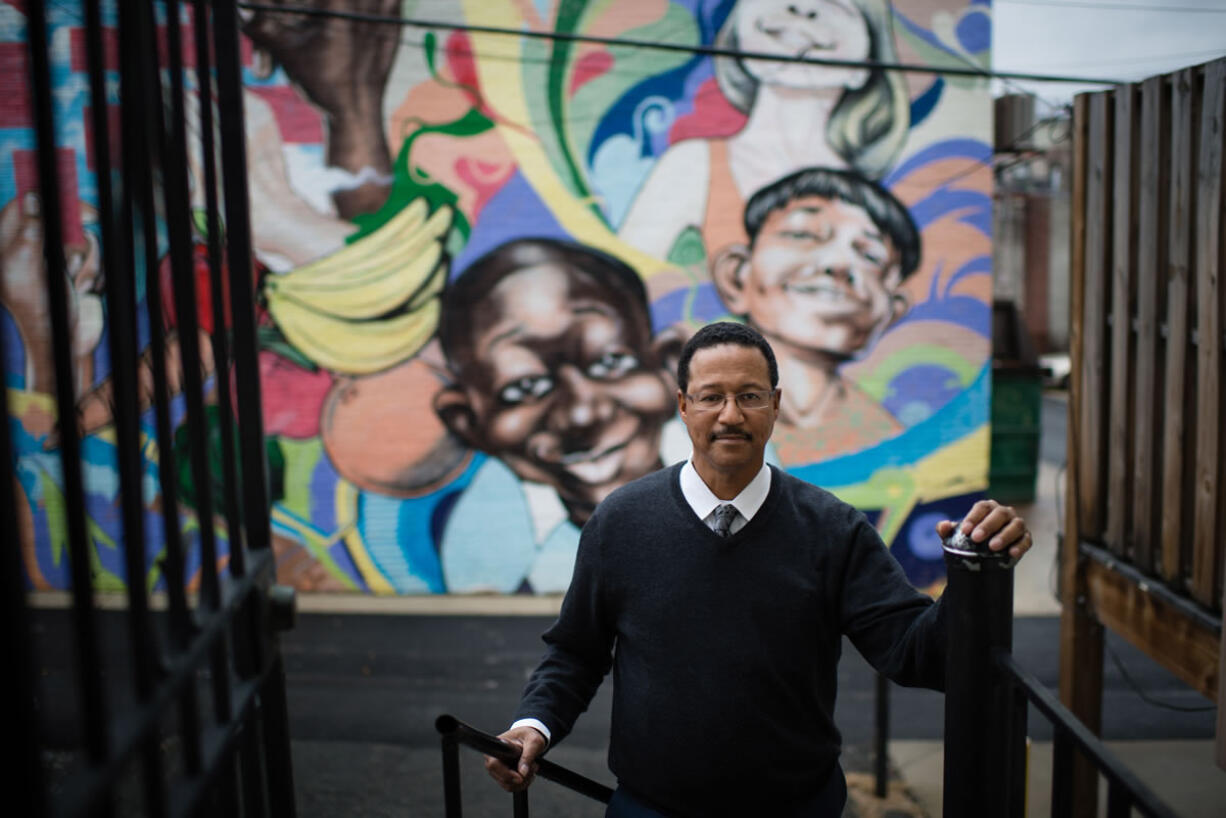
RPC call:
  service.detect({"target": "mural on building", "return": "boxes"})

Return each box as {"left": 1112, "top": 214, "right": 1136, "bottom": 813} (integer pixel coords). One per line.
{"left": 6, "top": 0, "right": 993, "bottom": 595}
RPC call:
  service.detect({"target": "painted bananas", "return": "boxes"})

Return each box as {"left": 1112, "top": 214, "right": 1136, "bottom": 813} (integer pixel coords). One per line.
{"left": 269, "top": 294, "right": 441, "bottom": 376}
{"left": 263, "top": 202, "right": 452, "bottom": 375}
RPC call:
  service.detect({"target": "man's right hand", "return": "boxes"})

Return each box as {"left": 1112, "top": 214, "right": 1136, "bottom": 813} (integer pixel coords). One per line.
{"left": 484, "top": 726, "right": 547, "bottom": 792}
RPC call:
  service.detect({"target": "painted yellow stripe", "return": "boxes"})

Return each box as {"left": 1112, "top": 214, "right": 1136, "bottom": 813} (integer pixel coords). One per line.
{"left": 462, "top": 1, "right": 671, "bottom": 279}
{"left": 334, "top": 480, "right": 395, "bottom": 595}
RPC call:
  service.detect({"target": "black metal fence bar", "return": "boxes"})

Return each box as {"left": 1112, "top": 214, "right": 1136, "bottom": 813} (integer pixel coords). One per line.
{"left": 159, "top": 0, "right": 225, "bottom": 618}
{"left": 0, "top": 307, "right": 46, "bottom": 818}
{"left": 56, "top": 551, "right": 277, "bottom": 817}
{"left": 435, "top": 714, "right": 616, "bottom": 812}
{"left": 124, "top": 0, "right": 209, "bottom": 782}
{"left": 191, "top": 0, "right": 246, "bottom": 580}
{"left": 941, "top": 546, "right": 1021, "bottom": 817}
{"left": 11, "top": 2, "right": 300, "bottom": 815}
{"left": 996, "top": 652, "right": 1181, "bottom": 818}
{"left": 85, "top": 0, "right": 170, "bottom": 812}
{"left": 214, "top": 0, "right": 272, "bottom": 553}
{"left": 26, "top": 0, "right": 115, "bottom": 789}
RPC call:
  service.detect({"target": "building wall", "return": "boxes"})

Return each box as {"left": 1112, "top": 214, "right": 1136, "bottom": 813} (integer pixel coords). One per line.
{"left": 6, "top": 0, "right": 993, "bottom": 596}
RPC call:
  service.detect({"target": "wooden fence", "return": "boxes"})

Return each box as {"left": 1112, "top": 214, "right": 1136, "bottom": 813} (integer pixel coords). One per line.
{"left": 1061, "top": 56, "right": 1226, "bottom": 809}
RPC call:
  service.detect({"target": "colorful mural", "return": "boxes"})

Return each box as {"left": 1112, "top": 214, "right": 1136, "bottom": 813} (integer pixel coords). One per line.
{"left": 6, "top": 0, "right": 993, "bottom": 595}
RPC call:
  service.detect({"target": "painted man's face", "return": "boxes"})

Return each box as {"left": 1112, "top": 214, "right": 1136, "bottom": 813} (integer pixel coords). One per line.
{"left": 438, "top": 263, "right": 676, "bottom": 519}
{"left": 717, "top": 195, "right": 905, "bottom": 359}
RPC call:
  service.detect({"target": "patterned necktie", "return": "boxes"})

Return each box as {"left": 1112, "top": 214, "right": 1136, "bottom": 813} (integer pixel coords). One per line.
{"left": 711, "top": 504, "right": 739, "bottom": 538}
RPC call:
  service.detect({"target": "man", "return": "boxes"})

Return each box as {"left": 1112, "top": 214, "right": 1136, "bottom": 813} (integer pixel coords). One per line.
{"left": 434, "top": 237, "right": 689, "bottom": 592}
{"left": 485, "top": 321, "right": 1030, "bottom": 816}
{"left": 711, "top": 167, "right": 921, "bottom": 458}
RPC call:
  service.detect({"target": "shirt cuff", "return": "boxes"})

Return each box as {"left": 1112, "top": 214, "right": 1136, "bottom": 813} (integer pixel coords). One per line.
{"left": 510, "top": 718, "right": 551, "bottom": 745}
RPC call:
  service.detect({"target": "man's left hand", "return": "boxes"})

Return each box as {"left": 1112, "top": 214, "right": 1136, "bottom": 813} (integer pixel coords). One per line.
{"left": 935, "top": 500, "right": 1031, "bottom": 562}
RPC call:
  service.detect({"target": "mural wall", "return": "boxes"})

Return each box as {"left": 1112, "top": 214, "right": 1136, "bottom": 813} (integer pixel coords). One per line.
{"left": 7, "top": 0, "right": 993, "bottom": 595}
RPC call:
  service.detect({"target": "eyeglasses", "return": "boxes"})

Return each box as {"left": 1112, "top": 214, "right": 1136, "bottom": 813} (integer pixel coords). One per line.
{"left": 684, "top": 389, "right": 776, "bottom": 412}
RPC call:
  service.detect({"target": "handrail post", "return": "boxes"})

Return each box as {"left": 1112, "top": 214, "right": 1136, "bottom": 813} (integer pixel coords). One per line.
{"left": 942, "top": 530, "right": 1020, "bottom": 817}
{"left": 441, "top": 732, "right": 462, "bottom": 818}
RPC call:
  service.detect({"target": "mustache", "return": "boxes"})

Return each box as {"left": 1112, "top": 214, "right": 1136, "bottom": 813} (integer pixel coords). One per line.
{"left": 709, "top": 429, "right": 751, "bottom": 441}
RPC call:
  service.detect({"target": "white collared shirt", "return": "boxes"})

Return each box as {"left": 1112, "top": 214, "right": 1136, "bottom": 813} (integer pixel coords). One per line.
{"left": 512, "top": 460, "right": 772, "bottom": 744}
{"left": 680, "top": 459, "right": 771, "bottom": 535}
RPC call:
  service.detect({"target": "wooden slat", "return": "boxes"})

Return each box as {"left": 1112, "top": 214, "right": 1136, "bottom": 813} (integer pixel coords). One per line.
{"left": 1106, "top": 85, "right": 1138, "bottom": 557}
{"left": 1060, "top": 92, "right": 1104, "bottom": 817}
{"left": 1160, "top": 67, "right": 1199, "bottom": 587}
{"left": 1191, "top": 59, "right": 1225, "bottom": 609}
{"left": 1131, "top": 76, "right": 1170, "bottom": 574}
{"left": 1206, "top": 58, "right": 1226, "bottom": 773}
{"left": 1084, "top": 558, "right": 1220, "bottom": 701}
{"left": 1079, "top": 92, "right": 1115, "bottom": 541}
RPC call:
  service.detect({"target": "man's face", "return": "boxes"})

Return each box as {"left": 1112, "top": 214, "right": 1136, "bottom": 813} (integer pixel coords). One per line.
{"left": 447, "top": 263, "right": 675, "bottom": 514}
{"left": 737, "top": 195, "right": 904, "bottom": 358}
{"left": 678, "top": 343, "right": 779, "bottom": 483}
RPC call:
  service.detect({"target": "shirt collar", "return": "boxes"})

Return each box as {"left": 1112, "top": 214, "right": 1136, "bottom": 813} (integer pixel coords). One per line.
{"left": 679, "top": 460, "right": 772, "bottom": 523}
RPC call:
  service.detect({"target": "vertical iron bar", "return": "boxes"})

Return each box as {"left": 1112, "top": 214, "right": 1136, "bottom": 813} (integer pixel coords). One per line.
{"left": 84, "top": 0, "right": 168, "bottom": 813}
{"left": 0, "top": 307, "right": 46, "bottom": 817}
{"left": 1106, "top": 780, "right": 1131, "bottom": 818}
{"left": 1007, "top": 684, "right": 1028, "bottom": 818}
{"left": 259, "top": 652, "right": 298, "bottom": 817}
{"left": 941, "top": 545, "right": 1015, "bottom": 818}
{"left": 213, "top": 5, "right": 299, "bottom": 814}
{"left": 513, "top": 790, "right": 529, "bottom": 818}
{"left": 1051, "top": 729, "right": 1074, "bottom": 818}
{"left": 873, "top": 673, "right": 889, "bottom": 797}
{"left": 121, "top": 0, "right": 203, "bottom": 775}
{"left": 25, "top": 0, "right": 113, "bottom": 779}
{"left": 191, "top": 0, "right": 245, "bottom": 579}
{"left": 240, "top": 697, "right": 272, "bottom": 818}
{"left": 442, "top": 736, "right": 463, "bottom": 818}
{"left": 212, "top": 0, "right": 271, "bottom": 553}
{"left": 163, "top": 0, "right": 238, "bottom": 746}
{"left": 160, "top": 0, "right": 223, "bottom": 615}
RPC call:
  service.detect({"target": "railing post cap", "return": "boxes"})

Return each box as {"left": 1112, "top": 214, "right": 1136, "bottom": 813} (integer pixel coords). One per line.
{"left": 942, "top": 528, "right": 1015, "bottom": 568}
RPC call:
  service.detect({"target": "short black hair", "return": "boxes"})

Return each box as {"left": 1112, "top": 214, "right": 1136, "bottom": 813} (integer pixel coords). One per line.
{"left": 439, "top": 237, "right": 651, "bottom": 370}
{"left": 743, "top": 167, "right": 921, "bottom": 279}
{"left": 677, "top": 321, "right": 778, "bottom": 394}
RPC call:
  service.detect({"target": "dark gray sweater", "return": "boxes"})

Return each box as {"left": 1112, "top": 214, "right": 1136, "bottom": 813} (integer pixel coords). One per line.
{"left": 514, "top": 463, "right": 946, "bottom": 816}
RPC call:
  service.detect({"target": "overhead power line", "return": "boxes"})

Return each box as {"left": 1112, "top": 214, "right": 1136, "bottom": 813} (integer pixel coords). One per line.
{"left": 236, "top": 1, "right": 1123, "bottom": 86}
{"left": 999, "top": 0, "right": 1226, "bottom": 13}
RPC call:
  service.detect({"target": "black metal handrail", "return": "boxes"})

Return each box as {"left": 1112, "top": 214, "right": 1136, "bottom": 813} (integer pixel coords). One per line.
{"left": 995, "top": 652, "right": 1180, "bottom": 818}
{"left": 941, "top": 539, "right": 1183, "bottom": 818}
{"left": 435, "top": 715, "right": 614, "bottom": 817}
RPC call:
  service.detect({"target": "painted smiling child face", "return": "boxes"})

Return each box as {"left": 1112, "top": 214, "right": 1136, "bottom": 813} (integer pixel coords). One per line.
{"left": 740, "top": 194, "right": 903, "bottom": 359}
{"left": 448, "top": 262, "right": 675, "bottom": 520}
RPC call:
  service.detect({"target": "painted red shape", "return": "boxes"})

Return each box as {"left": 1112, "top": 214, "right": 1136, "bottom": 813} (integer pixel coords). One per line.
{"left": 668, "top": 76, "right": 747, "bottom": 143}
{"left": 569, "top": 49, "right": 614, "bottom": 96}
{"left": 70, "top": 27, "right": 120, "bottom": 73}
{"left": 0, "top": 43, "right": 32, "bottom": 129}
{"left": 247, "top": 85, "right": 325, "bottom": 144}
{"left": 260, "top": 349, "right": 332, "bottom": 439}
{"left": 12, "top": 148, "right": 84, "bottom": 248}
{"left": 455, "top": 156, "right": 514, "bottom": 220}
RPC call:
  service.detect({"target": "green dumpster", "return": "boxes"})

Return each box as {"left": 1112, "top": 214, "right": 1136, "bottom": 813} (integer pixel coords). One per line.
{"left": 988, "top": 301, "right": 1043, "bottom": 504}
